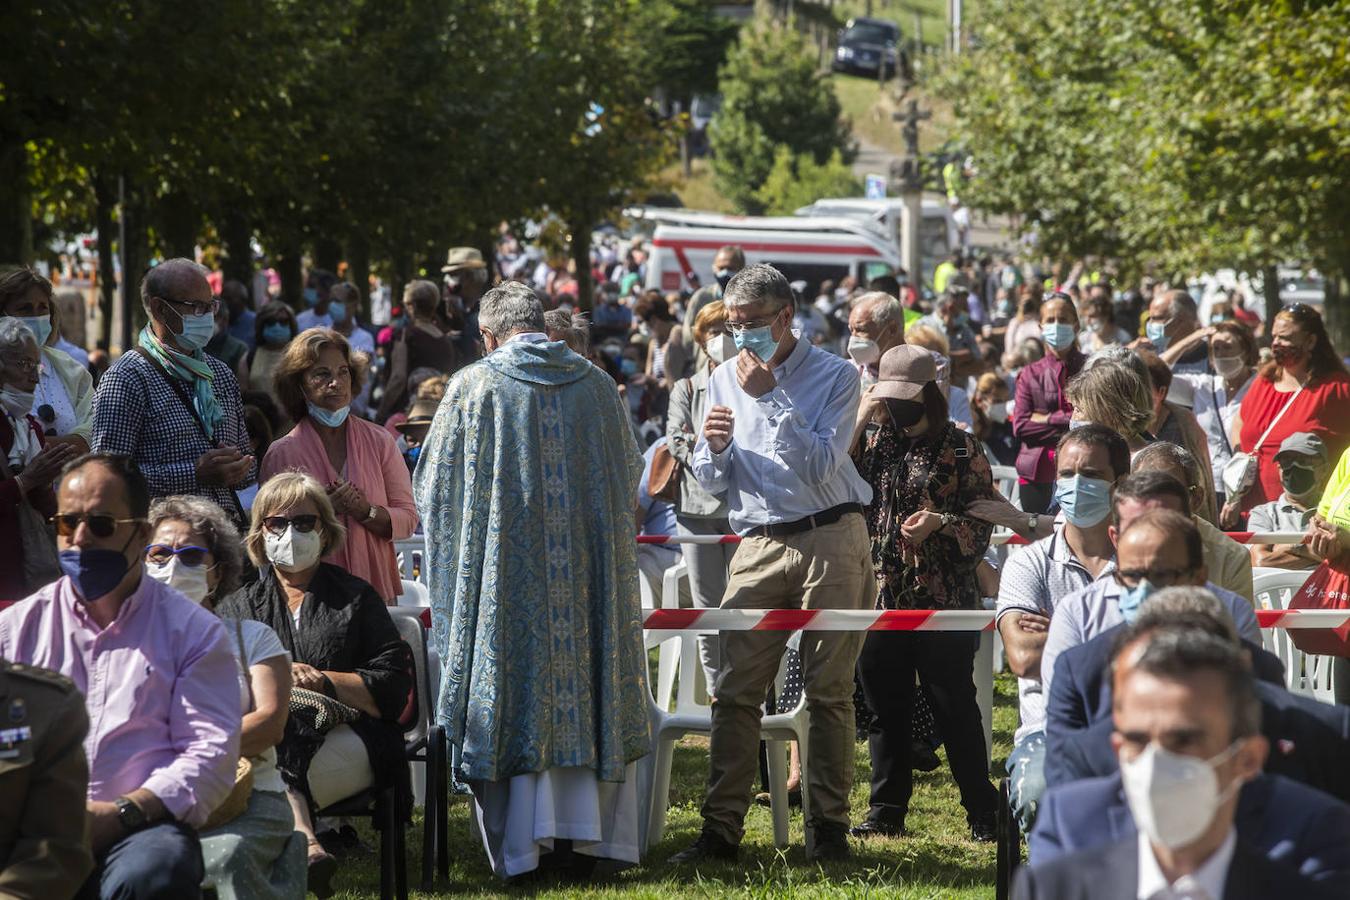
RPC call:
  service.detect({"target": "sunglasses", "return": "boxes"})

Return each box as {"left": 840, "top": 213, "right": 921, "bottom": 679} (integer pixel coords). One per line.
{"left": 145, "top": 544, "right": 213, "bottom": 567}
{"left": 262, "top": 514, "right": 319, "bottom": 535}
{"left": 50, "top": 513, "right": 144, "bottom": 538}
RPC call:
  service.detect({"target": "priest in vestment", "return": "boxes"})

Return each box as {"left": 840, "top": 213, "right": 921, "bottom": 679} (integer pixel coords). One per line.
{"left": 414, "top": 281, "right": 651, "bottom": 878}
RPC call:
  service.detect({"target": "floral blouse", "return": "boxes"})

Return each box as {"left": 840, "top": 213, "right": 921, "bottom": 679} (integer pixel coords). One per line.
{"left": 851, "top": 420, "right": 995, "bottom": 610}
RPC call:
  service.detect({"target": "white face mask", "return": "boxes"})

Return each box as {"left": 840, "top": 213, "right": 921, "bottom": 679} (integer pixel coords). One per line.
{"left": 847, "top": 335, "right": 881, "bottom": 366}
{"left": 146, "top": 556, "right": 212, "bottom": 605}
{"left": 0, "top": 386, "right": 34, "bottom": 418}
{"left": 986, "top": 401, "right": 1009, "bottom": 424}
{"left": 1120, "top": 740, "right": 1244, "bottom": 850}
{"left": 1213, "top": 355, "right": 1246, "bottom": 379}
{"left": 263, "top": 525, "right": 323, "bottom": 572}
{"left": 705, "top": 334, "right": 737, "bottom": 366}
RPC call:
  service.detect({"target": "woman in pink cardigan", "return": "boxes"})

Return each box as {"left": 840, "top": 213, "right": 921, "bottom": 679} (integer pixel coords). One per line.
{"left": 262, "top": 328, "right": 418, "bottom": 603}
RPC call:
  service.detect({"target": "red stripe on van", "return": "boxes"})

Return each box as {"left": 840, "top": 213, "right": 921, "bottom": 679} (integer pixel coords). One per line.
{"left": 651, "top": 237, "right": 884, "bottom": 257}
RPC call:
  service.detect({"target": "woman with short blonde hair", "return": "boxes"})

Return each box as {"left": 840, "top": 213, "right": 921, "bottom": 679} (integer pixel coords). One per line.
{"left": 262, "top": 329, "right": 416, "bottom": 603}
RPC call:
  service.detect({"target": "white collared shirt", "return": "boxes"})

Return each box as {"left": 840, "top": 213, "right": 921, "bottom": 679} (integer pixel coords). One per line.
{"left": 504, "top": 331, "right": 550, "bottom": 346}
{"left": 1137, "top": 829, "right": 1236, "bottom": 900}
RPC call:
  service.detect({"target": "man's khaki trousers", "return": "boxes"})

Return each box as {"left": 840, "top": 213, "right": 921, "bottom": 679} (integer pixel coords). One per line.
{"left": 701, "top": 513, "right": 876, "bottom": 845}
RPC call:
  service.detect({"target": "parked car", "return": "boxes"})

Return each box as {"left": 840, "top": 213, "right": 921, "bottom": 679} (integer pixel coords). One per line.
{"left": 832, "top": 17, "right": 904, "bottom": 78}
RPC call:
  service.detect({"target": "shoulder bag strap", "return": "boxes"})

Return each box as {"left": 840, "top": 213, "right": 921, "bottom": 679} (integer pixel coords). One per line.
{"left": 235, "top": 618, "right": 255, "bottom": 712}
{"left": 1248, "top": 384, "right": 1305, "bottom": 454}
{"left": 1211, "top": 383, "right": 1234, "bottom": 456}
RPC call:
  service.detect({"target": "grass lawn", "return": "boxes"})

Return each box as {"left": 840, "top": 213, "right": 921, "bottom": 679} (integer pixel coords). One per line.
{"left": 331, "top": 674, "right": 1017, "bottom": 898}
{"left": 830, "top": 74, "right": 955, "bottom": 158}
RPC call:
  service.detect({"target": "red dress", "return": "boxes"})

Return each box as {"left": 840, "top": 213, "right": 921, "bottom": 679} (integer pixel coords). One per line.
{"left": 1238, "top": 371, "right": 1350, "bottom": 510}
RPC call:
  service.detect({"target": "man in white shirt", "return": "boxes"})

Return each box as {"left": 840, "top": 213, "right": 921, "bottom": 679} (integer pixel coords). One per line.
{"left": 672, "top": 264, "right": 875, "bottom": 865}
{"left": 1013, "top": 628, "right": 1339, "bottom": 899}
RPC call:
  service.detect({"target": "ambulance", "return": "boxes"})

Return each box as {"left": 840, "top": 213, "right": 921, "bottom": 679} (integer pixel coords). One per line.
{"left": 793, "top": 197, "right": 957, "bottom": 288}
{"left": 627, "top": 206, "right": 902, "bottom": 298}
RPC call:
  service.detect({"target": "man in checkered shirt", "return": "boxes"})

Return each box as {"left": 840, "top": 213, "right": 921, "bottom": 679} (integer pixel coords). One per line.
{"left": 92, "top": 259, "right": 255, "bottom": 523}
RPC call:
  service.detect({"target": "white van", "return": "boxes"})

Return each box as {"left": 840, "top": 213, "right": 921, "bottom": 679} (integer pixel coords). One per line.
{"left": 627, "top": 207, "right": 901, "bottom": 297}
{"left": 794, "top": 197, "right": 956, "bottom": 288}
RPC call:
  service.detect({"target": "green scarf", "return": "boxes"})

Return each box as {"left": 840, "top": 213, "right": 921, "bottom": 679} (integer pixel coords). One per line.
{"left": 138, "top": 327, "right": 223, "bottom": 440}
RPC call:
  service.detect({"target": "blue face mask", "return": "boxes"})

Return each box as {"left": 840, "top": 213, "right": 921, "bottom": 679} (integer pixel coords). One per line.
{"left": 954, "top": 312, "right": 970, "bottom": 328}
{"left": 1054, "top": 474, "right": 1113, "bottom": 527}
{"left": 732, "top": 310, "right": 783, "bottom": 363}
{"left": 60, "top": 546, "right": 136, "bottom": 603}
{"left": 1145, "top": 320, "right": 1170, "bottom": 352}
{"left": 303, "top": 287, "right": 319, "bottom": 307}
{"left": 1117, "top": 578, "right": 1155, "bottom": 624}
{"left": 327, "top": 301, "right": 346, "bottom": 323}
{"left": 1042, "top": 322, "right": 1077, "bottom": 351}
{"left": 307, "top": 402, "right": 350, "bottom": 428}
{"left": 405, "top": 445, "right": 421, "bottom": 466}
{"left": 177, "top": 312, "right": 216, "bottom": 351}
{"left": 12, "top": 315, "right": 52, "bottom": 346}
{"left": 263, "top": 322, "right": 292, "bottom": 346}
{"left": 620, "top": 358, "right": 639, "bottom": 377}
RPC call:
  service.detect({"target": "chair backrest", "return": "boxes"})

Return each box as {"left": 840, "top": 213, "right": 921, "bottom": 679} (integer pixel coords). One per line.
{"left": 389, "top": 608, "right": 432, "bottom": 740}
{"left": 394, "top": 537, "right": 428, "bottom": 584}
{"left": 991, "top": 465, "right": 1020, "bottom": 508}
{"left": 399, "top": 579, "right": 431, "bottom": 608}
{"left": 1253, "top": 568, "right": 1318, "bottom": 697}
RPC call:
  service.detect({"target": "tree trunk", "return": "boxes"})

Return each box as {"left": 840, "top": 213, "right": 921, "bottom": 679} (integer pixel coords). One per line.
{"left": 275, "top": 248, "right": 303, "bottom": 309}
{"left": 119, "top": 177, "right": 150, "bottom": 352}
{"left": 93, "top": 173, "right": 117, "bottom": 349}
{"left": 0, "top": 130, "right": 33, "bottom": 264}
{"left": 348, "top": 233, "right": 371, "bottom": 321}
{"left": 314, "top": 237, "right": 341, "bottom": 275}
{"left": 1262, "top": 264, "right": 1281, "bottom": 341}
{"left": 220, "top": 207, "right": 254, "bottom": 296}
{"left": 1322, "top": 263, "right": 1348, "bottom": 355}
{"left": 571, "top": 221, "right": 594, "bottom": 313}
{"left": 157, "top": 189, "right": 198, "bottom": 260}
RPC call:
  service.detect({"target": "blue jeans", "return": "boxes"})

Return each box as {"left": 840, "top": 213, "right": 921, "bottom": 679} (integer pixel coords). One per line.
{"left": 77, "top": 821, "right": 205, "bottom": 900}
{"left": 1005, "top": 730, "right": 1046, "bottom": 833}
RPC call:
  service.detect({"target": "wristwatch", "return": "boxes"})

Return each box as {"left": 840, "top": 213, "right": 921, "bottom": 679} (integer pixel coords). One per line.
{"left": 1027, "top": 514, "right": 1040, "bottom": 533}
{"left": 365, "top": 505, "right": 378, "bottom": 522}
{"left": 115, "top": 796, "right": 148, "bottom": 833}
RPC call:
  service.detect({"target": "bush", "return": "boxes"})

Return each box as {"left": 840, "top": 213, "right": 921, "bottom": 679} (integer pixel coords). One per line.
{"left": 756, "top": 147, "right": 861, "bottom": 216}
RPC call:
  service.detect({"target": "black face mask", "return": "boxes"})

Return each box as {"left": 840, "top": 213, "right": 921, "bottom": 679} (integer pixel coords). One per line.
{"left": 1281, "top": 463, "right": 1317, "bottom": 497}
{"left": 886, "top": 399, "right": 925, "bottom": 429}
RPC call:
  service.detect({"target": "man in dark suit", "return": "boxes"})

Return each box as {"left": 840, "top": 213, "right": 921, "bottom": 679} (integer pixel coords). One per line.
{"left": 1013, "top": 608, "right": 1345, "bottom": 898}
{"left": 1041, "top": 589, "right": 1350, "bottom": 801}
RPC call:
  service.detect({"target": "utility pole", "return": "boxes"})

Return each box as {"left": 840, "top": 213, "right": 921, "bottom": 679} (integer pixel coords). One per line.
{"left": 891, "top": 95, "right": 931, "bottom": 282}
{"left": 949, "top": 0, "right": 963, "bottom": 53}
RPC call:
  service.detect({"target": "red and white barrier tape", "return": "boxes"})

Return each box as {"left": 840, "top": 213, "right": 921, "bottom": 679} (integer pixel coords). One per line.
{"left": 639, "top": 607, "right": 1350, "bottom": 632}
{"left": 637, "top": 531, "right": 1307, "bottom": 547}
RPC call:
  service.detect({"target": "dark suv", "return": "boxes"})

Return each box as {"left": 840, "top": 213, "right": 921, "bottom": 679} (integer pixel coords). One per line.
{"left": 831, "top": 17, "right": 903, "bottom": 78}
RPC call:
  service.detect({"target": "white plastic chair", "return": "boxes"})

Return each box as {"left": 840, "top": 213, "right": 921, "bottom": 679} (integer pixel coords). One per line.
{"left": 1252, "top": 569, "right": 1336, "bottom": 703}
{"left": 990, "top": 465, "right": 1021, "bottom": 509}
{"left": 394, "top": 537, "right": 428, "bottom": 584}
{"left": 398, "top": 579, "right": 431, "bottom": 608}
{"left": 976, "top": 603, "right": 996, "bottom": 765}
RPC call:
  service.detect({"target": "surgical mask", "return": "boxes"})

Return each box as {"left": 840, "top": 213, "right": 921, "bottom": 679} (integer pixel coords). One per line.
{"left": 1209, "top": 313, "right": 1228, "bottom": 326}
{"left": 732, "top": 318, "right": 782, "bottom": 363}
{"left": 620, "top": 358, "right": 639, "bottom": 377}
{"left": 307, "top": 402, "right": 350, "bottom": 428}
{"left": 952, "top": 312, "right": 970, "bottom": 328}
{"left": 59, "top": 545, "right": 137, "bottom": 603}
{"left": 848, "top": 336, "right": 881, "bottom": 366}
{"left": 1041, "top": 322, "right": 1076, "bottom": 351}
{"left": 638, "top": 323, "right": 652, "bottom": 338}
{"left": 303, "top": 287, "right": 319, "bottom": 307}
{"left": 12, "top": 315, "right": 52, "bottom": 346}
{"left": 1145, "top": 320, "right": 1170, "bottom": 352}
{"left": 263, "top": 323, "right": 292, "bottom": 346}
{"left": 264, "top": 525, "right": 323, "bottom": 572}
{"left": 1054, "top": 474, "right": 1112, "bottom": 528}
{"left": 1117, "top": 578, "right": 1156, "bottom": 624}
{"left": 705, "top": 334, "right": 737, "bottom": 366}
{"left": 1120, "top": 741, "right": 1244, "bottom": 850}
{"left": 327, "top": 301, "right": 346, "bottom": 323}
{"left": 177, "top": 312, "right": 216, "bottom": 351}
{"left": 146, "top": 556, "right": 212, "bottom": 605}
{"left": 714, "top": 269, "right": 734, "bottom": 291}
{"left": 1272, "top": 344, "right": 1307, "bottom": 367}
{"left": 1213, "top": 355, "right": 1246, "bottom": 379}
{"left": 1281, "top": 463, "right": 1318, "bottom": 498}
{"left": 0, "top": 386, "right": 34, "bottom": 418}
{"left": 986, "top": 401, "right": 1009, "bottom": 424}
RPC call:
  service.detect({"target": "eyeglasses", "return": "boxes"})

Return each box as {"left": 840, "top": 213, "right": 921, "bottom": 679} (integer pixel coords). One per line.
{"left": 1113, "top": 567, "right": 1193, "bottom": 590}
{"left": 304, "top": 366, "right": 352, "bottom": 386}
{"left": 157, "top": 295, "right": 220, "bottom": 317}
{"left": 145, "top": 544, "right": 213, "bottom": 567}
{"left": 262, "top": 514, "right": 319, "bottom": 535}
{"left": 2, "top": 356, "right": 40, "bottom": 374}
{"left": 50, "top": 513, "right": 144, "bottom": 538}
{"left": 725, "top": 310, "right": 785, "bottom": 337}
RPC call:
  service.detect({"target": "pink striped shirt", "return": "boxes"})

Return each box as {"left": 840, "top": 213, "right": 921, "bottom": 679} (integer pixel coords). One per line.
{"left": 0, "top": 576, "right": 241, "bottom": 827}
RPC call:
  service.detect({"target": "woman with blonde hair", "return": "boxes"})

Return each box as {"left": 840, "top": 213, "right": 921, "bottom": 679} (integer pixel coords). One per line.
{"left": 1065, "top": 359, "right": 1155, "bottom": 452}
{"left": 262, "top": 328, "right": 418, "bottom": 603}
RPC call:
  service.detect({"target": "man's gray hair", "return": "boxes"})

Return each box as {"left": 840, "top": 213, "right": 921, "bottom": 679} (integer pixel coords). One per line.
{"left": 0, "top": 316, "right": 37, "bottom": 358}
{"left": 1165, "top": 289, "right": 1198, "bottom": 321}
{"left": 1134, "top": 441, "right": 1204, "bottom": 492}
{"left": 722, "top": 264, "right": 794, "bottom": 312}
{"left": 147, "top": 495, "right": 245, "bottom": 598}
{"left": 140, "top": 258, "right": 210, "bottom": 319}
{"left": 1084, "top": 345, "right": 1155, "bottom": 393}
{"left": 479, "top": 280, "right": 546, "bottom": 338}
{"left": 543, "top": 308, "right": 590, "bottom": 355}
{"left": 1119, "top": 628, "right": 1261, "bottom": 739}
{"left": 1132, "top": 586, "right": 1238, "bottom": 645}
{"left": 853, "top": 291, "right": 902, "bottom": 329}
